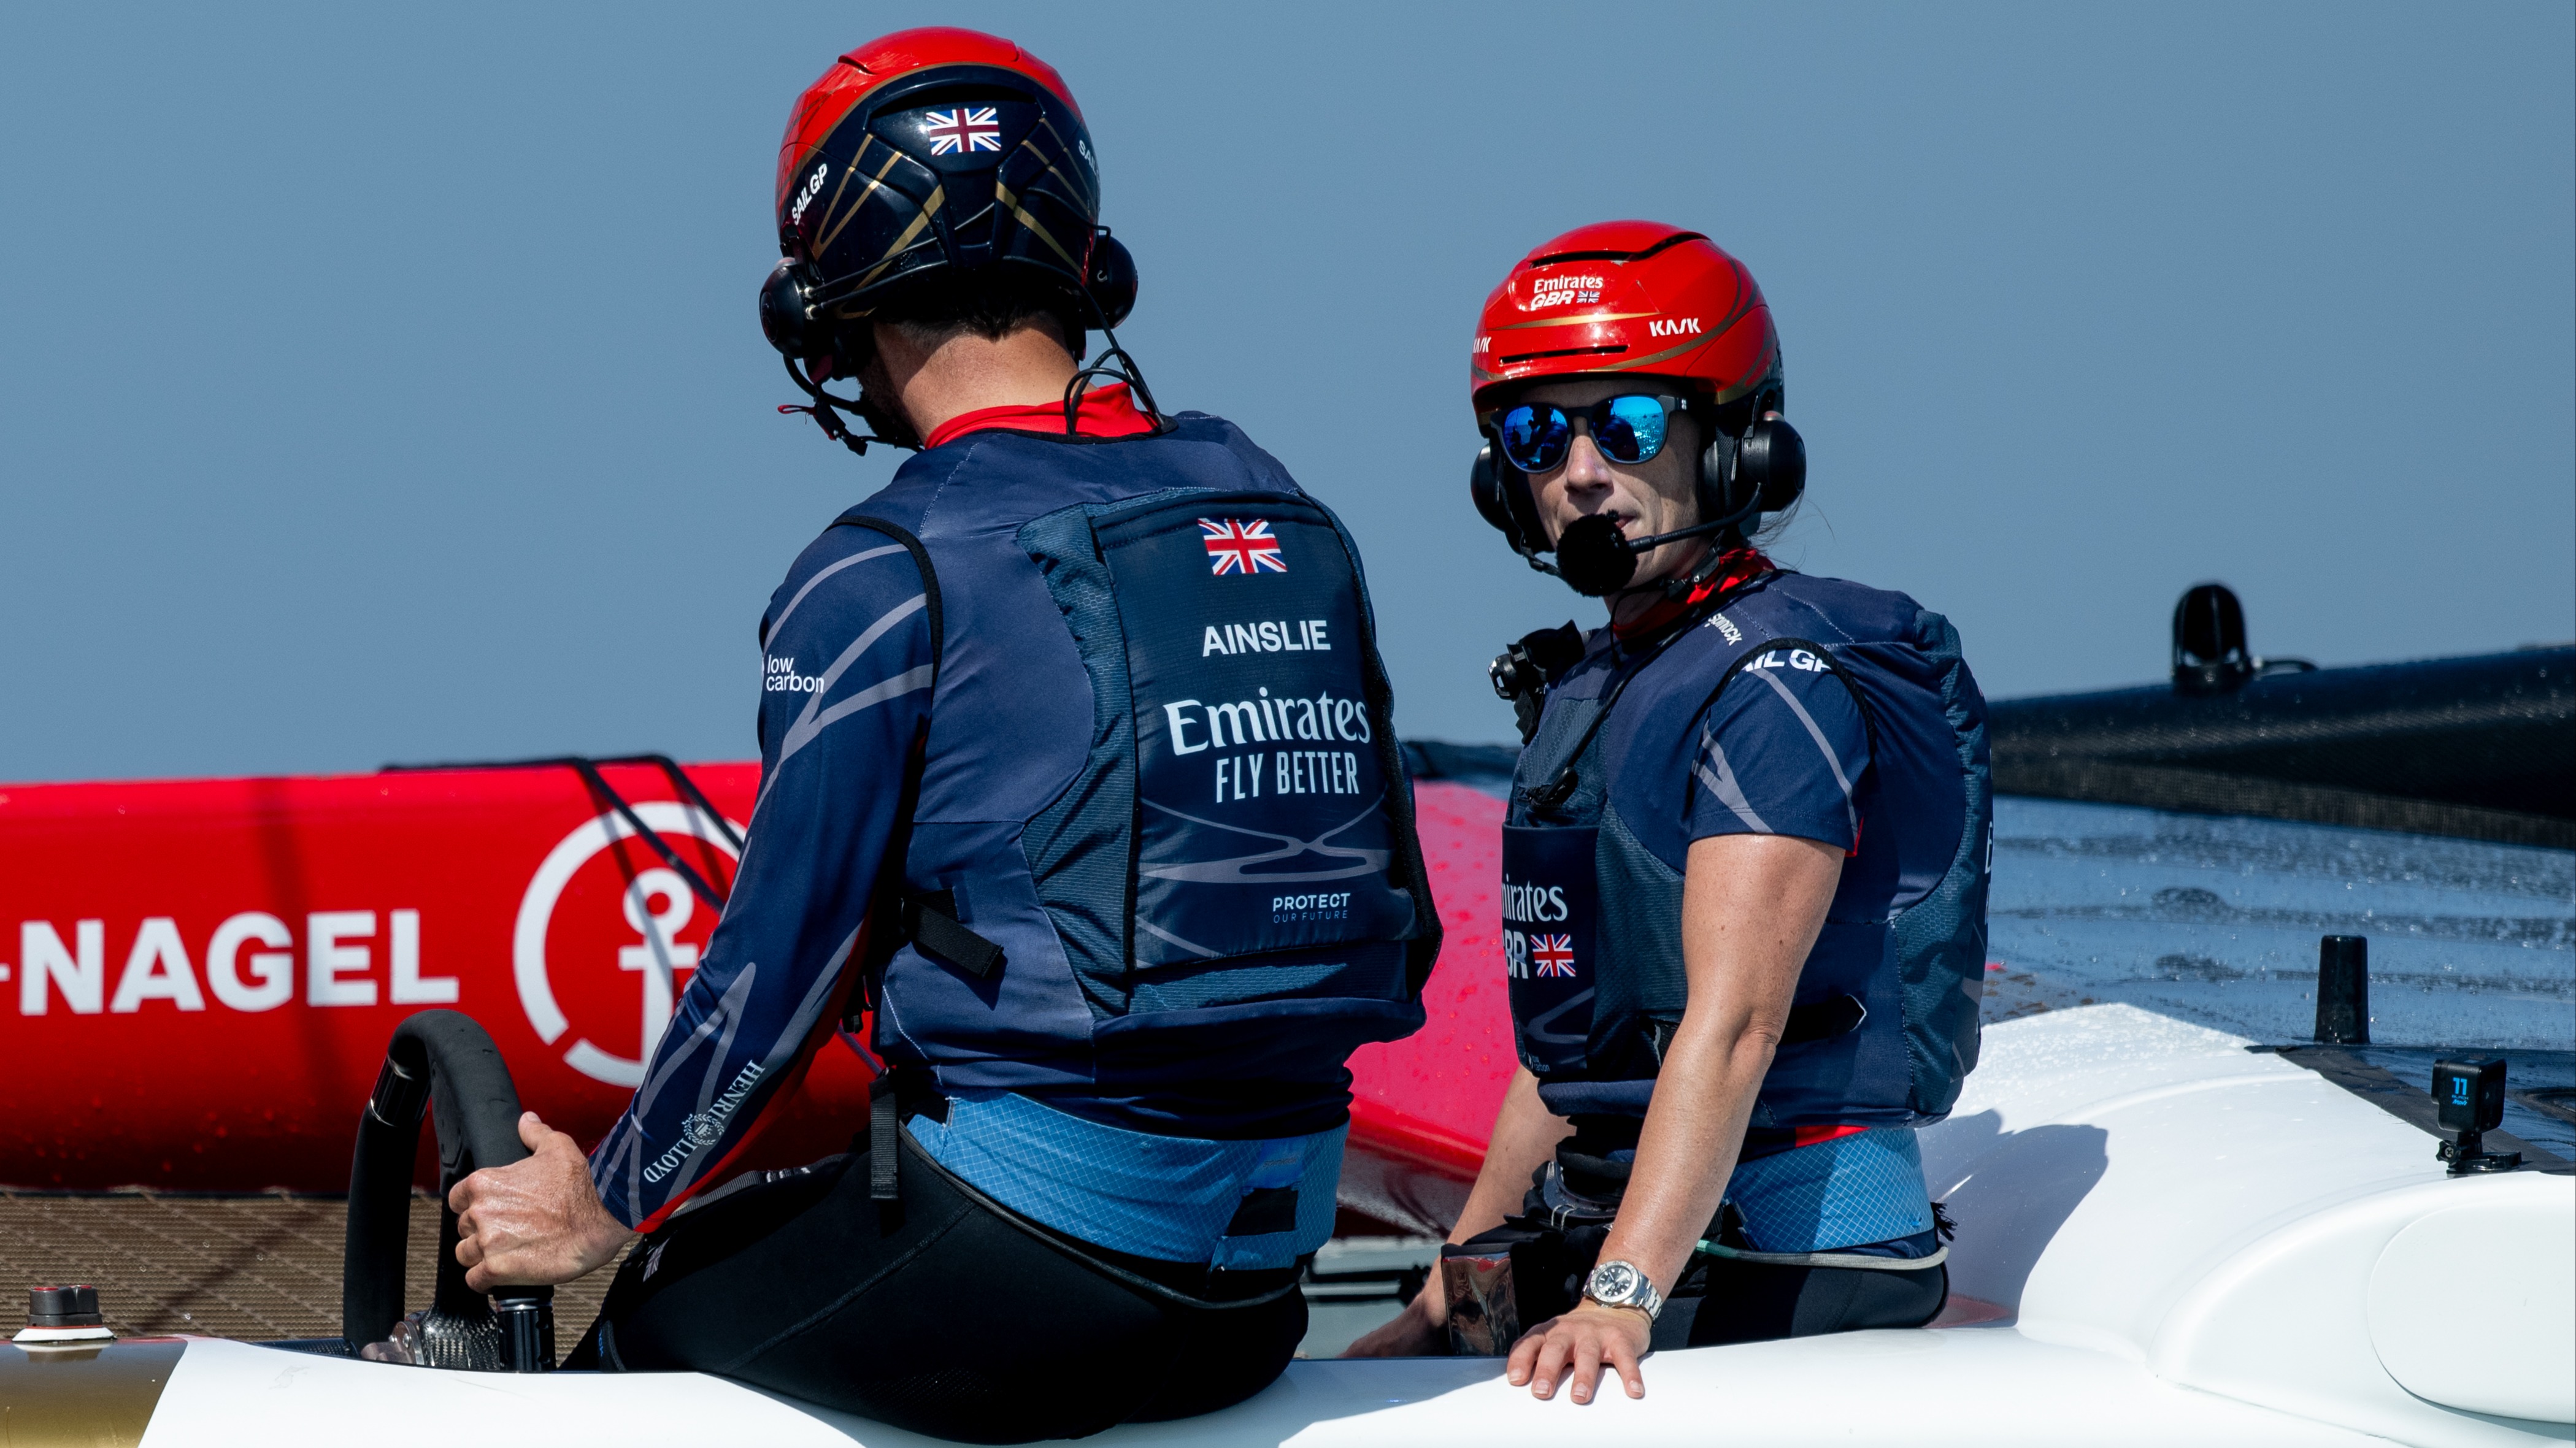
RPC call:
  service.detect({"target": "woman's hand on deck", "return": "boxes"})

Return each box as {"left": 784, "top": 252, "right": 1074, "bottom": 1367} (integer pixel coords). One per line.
{"left": 1509, "top": 1300, "right": 1650, "bottom": 1402}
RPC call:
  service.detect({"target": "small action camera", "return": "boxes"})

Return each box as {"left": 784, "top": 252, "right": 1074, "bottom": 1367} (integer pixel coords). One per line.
{"left": 2431, "top": 1057, "right": 2521, "bottom": 1175}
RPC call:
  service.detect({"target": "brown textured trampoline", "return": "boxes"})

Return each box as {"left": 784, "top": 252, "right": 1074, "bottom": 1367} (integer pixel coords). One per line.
{"left": 0, "top": 1189, "right": 623, "bottom": 1343}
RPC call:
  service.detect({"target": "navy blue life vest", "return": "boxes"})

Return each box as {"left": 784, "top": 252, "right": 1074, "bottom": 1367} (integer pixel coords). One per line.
{"left": 840, "top": 416, "right": 1437, "bottom": 1136}
{"left": 1503, "top": 572, "right": 1991, "bottom": 1129}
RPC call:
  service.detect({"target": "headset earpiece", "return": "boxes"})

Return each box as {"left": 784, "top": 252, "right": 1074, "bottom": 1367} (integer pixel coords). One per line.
{"left": 1470, "top": 433, "right": 1553, "bottom": 558}
{"left": 1693, "top": 404, "right": 1806, "bottom": 530}
{"left": 1741, "top": 415, "right": 1807, "bottom": 512}
{"left": 1084, "top": 229, "right": 1137, "bottom": 330}
{"left": 1469, "top": 441, "right": 1514, "bottom": 536}
{"left": 760, "top": 259, "right": 833, "bottom": 362}
{"left": 1696, "top": 431, "right": 1745, "bottom": 524}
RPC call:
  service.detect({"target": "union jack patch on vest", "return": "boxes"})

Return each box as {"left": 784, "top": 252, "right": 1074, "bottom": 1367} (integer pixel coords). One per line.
{"left": 1531, "top": 933, "right": 1578, "bottom": 978}
{"left": 1199, "top": 518, "right": 1286, "bottom": 575}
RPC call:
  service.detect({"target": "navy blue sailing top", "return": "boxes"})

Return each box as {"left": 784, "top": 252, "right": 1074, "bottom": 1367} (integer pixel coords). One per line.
{"left": 588, "top": 388, "right": 1429, "bottom": 1269}
{"left": 587, "top": 515, "right": 936, "bottom": 1232}
{"left": 1513, "top": 570, "right": 1980, "bottom": 1255}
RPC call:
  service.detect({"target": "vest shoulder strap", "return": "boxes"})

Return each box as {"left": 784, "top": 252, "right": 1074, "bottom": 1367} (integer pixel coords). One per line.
{"left": 823, "top": 511, "right": 945, "bottom": 675}
{"left": 817, "top": 512, "right": 1002, "bottom": 1001}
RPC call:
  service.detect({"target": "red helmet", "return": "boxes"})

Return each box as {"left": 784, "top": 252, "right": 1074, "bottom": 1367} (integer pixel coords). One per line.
{"left": 1466, "top": 223, "right": 1803, "bottom": 591}
{"left": 1471, "top": 221, "right": 1779, "bottom": 418}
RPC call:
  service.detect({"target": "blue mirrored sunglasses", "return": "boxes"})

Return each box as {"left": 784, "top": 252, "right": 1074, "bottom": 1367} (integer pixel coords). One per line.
{"left": 1496, "top": 394, "right": 1680, "bottom": 472}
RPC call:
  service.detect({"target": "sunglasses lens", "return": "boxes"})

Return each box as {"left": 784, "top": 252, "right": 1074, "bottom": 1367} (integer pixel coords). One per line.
{"left": 1593, "top": 395, "right": 1669, "bottom": 464}
{"left": 1499, "top": 405, "right": 1571, "bottom": 472}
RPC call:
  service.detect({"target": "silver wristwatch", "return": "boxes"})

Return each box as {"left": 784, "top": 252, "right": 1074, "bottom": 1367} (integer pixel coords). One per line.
{"left": 1582, "top": 1259, "right": 1664, "bottom": 1321}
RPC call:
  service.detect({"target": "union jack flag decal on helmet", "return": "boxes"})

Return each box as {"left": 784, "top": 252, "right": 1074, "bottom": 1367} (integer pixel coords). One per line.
{"left": 1199, "top": 518, "right": 1286, "bottom": 576}
{"left": 920, "top": 107, "right": 1003, "bottom": 155}
{"left": 1531, "top": 933, "right": 1578, "bottom": 978}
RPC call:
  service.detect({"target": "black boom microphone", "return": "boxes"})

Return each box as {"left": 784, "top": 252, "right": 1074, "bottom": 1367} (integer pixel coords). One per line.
{"left": 1551, "top": 514, "right": 1728, "bottom": 596}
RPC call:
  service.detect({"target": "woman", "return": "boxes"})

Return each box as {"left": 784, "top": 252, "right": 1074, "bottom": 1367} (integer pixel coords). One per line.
{"left": 1349, "top": 221, "right": 1993, "bottom": 1405}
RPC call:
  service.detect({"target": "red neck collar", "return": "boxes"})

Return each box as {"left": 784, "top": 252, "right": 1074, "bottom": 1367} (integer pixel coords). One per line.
{"left": 921, "top": 382, "right": 1156, "bottom": 451}
{"left": 1611, "top": 545, "right": 1773, "bottom": 643}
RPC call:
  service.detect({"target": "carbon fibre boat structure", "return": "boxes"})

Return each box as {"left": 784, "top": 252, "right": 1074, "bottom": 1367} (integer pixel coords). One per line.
{"left": 1988, "top": 589, "right": 2572, "bottom": 849}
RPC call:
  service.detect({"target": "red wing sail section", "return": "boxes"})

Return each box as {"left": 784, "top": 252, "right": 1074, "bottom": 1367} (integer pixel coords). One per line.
{"left": 0, "top": 760, "right": 869, "bottom": 1191}
{"left": 1, "top": 764, "right": 1505, "bottom": 1235}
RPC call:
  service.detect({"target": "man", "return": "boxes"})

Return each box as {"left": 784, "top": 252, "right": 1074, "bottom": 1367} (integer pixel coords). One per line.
{"left": 444, "top": 29, "right": 1438, "bottom": 1441}
{"left": 1348, "top": 221, "right": 1992, "bottom": 1404}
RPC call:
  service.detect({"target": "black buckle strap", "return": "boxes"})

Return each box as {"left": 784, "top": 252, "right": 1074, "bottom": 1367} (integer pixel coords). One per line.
{"left": 902, "top": 892, "right": 1005, "bottom": 979}
{"left": 869, "top": 1081, "right": 901, "bottom": 1203}
{"left": 1781, "top": 993, "right": 1867, "bottom": 1046}
{"left": 1653, "top": 995, "right": 1863, "bottom": 1054}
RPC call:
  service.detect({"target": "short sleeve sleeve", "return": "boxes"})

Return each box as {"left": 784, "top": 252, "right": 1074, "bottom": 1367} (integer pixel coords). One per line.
{"left": 1684, "top": 649, "right": 1870, "bottom": 851}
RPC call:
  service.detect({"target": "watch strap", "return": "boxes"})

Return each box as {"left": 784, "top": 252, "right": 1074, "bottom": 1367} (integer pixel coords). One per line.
{"left": 1583, "top": 1260, "right": 1664, "bottom": 1321}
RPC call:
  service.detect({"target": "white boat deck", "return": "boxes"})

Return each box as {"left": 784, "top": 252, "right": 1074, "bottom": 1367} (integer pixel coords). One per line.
{"left": 63, "top": 1003, "right": 2566, "bottom": 1447}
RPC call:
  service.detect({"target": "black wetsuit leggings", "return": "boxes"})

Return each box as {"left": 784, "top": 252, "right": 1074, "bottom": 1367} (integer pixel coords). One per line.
{"left": 1449, "top": 1216, "right": 1946, "bottom": 1353}
{"left": 566, "top": 1130, "right": 1305, "bottom": 1444}
{"left": 1652, "top": 1251, "right": 1947, "bottom": 1349}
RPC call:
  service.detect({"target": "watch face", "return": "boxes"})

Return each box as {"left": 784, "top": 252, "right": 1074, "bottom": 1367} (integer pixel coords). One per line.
{"left": 1592, "top": 1262, "right": 1639, "bottom": 1301}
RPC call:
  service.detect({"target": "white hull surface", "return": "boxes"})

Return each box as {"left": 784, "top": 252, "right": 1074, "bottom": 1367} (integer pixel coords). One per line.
{"left": 16, "top": 1005, "right": 2566, "bottom": 1446}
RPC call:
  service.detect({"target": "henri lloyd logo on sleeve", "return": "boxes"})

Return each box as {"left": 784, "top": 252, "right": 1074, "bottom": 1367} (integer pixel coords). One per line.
{"left": 1094, "top": 496, "right": 1415, "bottom": 966}
{"left": 641, "top": 1059, "right": 764, "bottom": 1184}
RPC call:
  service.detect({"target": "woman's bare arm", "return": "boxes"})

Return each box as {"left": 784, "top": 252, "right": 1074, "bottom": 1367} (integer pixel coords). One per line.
{"left": 1507, "top": 832, "right": 1842, "bottom": 1401}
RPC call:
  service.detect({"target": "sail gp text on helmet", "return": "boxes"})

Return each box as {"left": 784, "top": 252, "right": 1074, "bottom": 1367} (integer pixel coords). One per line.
{"left": 788, "top": 162, "right": 829, "bottom": 227}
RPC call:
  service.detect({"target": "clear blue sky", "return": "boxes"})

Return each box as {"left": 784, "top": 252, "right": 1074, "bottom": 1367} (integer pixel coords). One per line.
{"left": 3, "top": 2, "right": 2569, "bottom": 782}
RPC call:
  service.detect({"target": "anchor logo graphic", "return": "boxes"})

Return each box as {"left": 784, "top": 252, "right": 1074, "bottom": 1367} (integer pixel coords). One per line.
{"left": 512, "top": 803, "right": 743, "bottom": 1087}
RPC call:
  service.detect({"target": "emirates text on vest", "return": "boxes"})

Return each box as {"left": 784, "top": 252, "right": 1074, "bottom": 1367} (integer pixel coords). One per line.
{"left": 1162, "top": 688, "right": 1371, "bottom": 754}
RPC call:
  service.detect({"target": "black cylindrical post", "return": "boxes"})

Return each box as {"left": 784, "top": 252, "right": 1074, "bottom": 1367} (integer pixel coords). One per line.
{"left": 492, "top": 1289, "right": 556, "bottom": 1373}
{"left": 2315, "top": 935, "right": 2369, "bottom": 1044}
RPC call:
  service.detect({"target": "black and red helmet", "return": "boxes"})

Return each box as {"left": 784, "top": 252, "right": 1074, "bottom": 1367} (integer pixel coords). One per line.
{"left": 758, "top": 28, "right": 1135, "bottom": 372}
